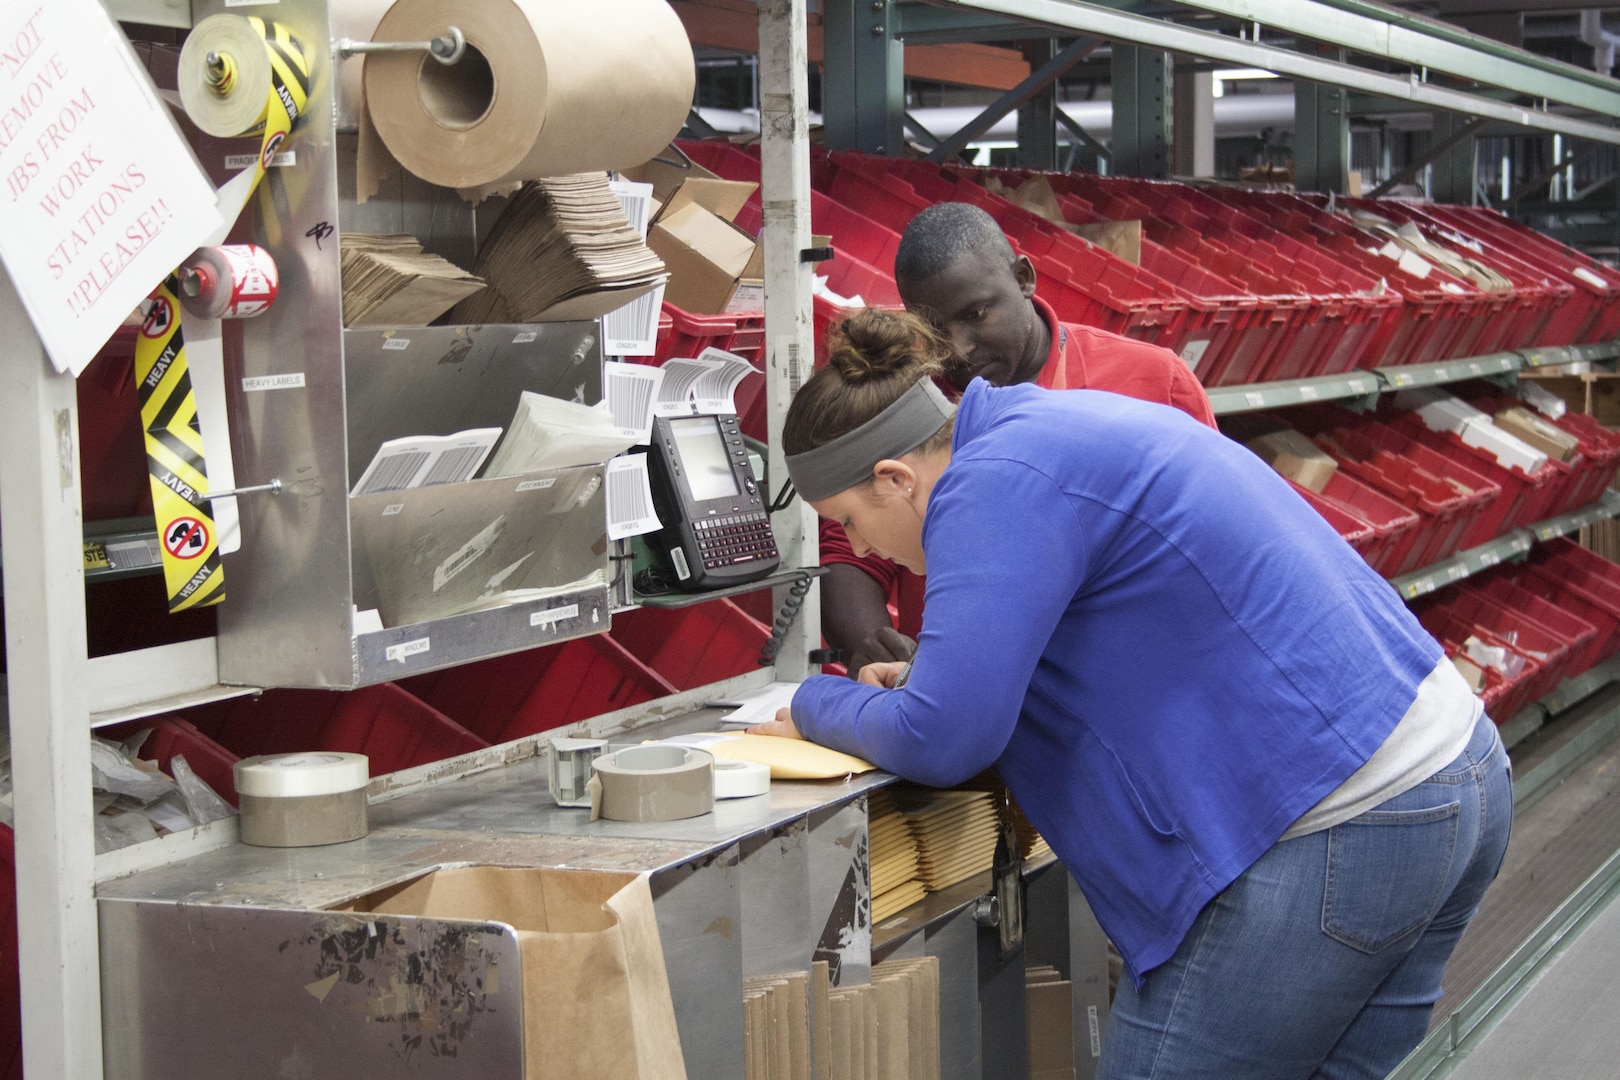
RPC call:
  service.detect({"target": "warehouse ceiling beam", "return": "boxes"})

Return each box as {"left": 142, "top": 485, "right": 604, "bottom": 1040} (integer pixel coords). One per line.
{"left": 1366, "top": 115, "right": 1490, "bottom": 197}
{"left": 1163, "top": 0, "right": 1620, "bottom": 117}
{"left": 894, "top": 2, "right": 1042, "bottom": 44}
{"left": 927, "top": 34, "right": 1104, "bottom": 161}
{"left": 916, "top": 0, "right": 1620, "bottom": 145}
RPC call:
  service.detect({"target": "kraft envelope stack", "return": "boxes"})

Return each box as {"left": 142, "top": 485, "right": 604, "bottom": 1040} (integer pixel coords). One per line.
{"left": 959, "top": 772, "right": 1053, "bottom": 863}
{"left": 868, "top": 789, "right": 925, "bottom": 924}
{"left": 893, "top": 788, "right": 1001, "bottom": 893}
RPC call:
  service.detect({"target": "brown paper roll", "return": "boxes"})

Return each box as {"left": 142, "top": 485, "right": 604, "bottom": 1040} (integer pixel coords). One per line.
{"left": 362, "top": 0, "right": 695, "bottom": 190}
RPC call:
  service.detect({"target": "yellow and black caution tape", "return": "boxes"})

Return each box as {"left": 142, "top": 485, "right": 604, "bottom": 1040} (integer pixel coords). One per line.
{"left": 136, "top": 16, "right": 311, "bottom": 613}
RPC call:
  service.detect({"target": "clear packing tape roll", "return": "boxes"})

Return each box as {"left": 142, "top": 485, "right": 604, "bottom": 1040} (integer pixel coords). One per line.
{"left": 588, "top": 745, "right": 715, "bottom": 823}
{"left": 361, "top": 0, "right": 695, "bottom": 193}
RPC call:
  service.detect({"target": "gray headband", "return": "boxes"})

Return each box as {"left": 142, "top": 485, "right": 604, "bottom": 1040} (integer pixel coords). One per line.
{"left": 785, "top": 379, "right": 956, "bottom": 502}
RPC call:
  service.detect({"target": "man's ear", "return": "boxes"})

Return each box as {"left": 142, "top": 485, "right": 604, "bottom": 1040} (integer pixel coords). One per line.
{"left": 1013, "top": 254, "right": 1038, "bottom": 300}
{"left": 870, "top": 458, "right": 919, "bottom": 496}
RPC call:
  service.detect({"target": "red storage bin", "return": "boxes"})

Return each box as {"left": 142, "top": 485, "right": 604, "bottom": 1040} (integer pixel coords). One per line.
{"left": 1289, "top": 471, "right": 1421, "bottom": 575}
{"left": 1418, "top": 607, "right": 1547, "bottom": 721}
{"left": 1512, "top": 547, "right": 1620, "bottom": 663}
{"left": 610, "top": 599, "right": 772, "bottom": 691}
{"left": 1474, "top": 575, "right": 1606, "bottom": 676}
{"left": 1423, "top": 589, "right": 1574, "bottom": 705}
{"left": 646, "top": 303, "right": 766, "bottom": 440}
{"left": 400, "top": 635, "right": 678, "bottom": 745}
{"left": 1290, "top": 482, "right": 1376, "bottom": 552}
{"left": 1392, "top": 412, "right": 1563, "bottom": 541}
{"left": 1452, "top": 391, "right": 1599, "bottom": 519}
{"left": 1313, "top": 428, "right": 1486, "bottom": 568}
{"left": 185, "top": 683, "right": 489, "bottom": 777}
{"left": 101, "top": 715, "right": 243, "bottom": 808}
{"left": 1550, "top": 412, "right": 1620, "bottom": 509}
{"left": 657, "top": 303, "right": 751, "bottom": 362}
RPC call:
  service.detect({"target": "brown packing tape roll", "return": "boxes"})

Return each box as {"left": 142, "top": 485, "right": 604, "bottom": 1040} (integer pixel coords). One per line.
{"left": 588, "top": 745, "right": 715, "bottom": 823}
{"left": 362, "top": 0, "right": 695, "bottom": 192}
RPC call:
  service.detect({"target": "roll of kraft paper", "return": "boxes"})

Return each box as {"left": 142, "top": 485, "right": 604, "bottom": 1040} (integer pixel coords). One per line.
{"left": 588, "top": 745, "right": 715, "bottom": 823}
{"left": 362, "top": 0, "right": 695, "bottom": 190}
{"left": 178, "top": 245, "right": 280, "bottom": 320}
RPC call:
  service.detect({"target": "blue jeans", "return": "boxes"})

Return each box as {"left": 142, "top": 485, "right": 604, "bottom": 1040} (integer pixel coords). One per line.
{"left": 1098, "top": 712, "right": 1512, "bottom": 1080}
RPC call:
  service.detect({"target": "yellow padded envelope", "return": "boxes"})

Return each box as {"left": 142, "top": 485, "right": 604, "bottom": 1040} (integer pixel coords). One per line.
{"left": 675, "top": 733, "right": 876, "bottom": 780}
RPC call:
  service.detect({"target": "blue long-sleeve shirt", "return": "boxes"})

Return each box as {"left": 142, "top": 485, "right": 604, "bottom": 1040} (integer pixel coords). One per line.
{"left": 793, "top": 380, "right": 1441, "bottom": 980}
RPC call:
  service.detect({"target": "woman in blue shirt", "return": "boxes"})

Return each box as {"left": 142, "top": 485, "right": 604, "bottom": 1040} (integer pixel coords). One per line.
{"left": 752, "top": 310, "right": 1511, "bottom": 1079}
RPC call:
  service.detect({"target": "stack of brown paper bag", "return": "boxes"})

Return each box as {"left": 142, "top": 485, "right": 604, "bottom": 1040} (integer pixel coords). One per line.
{"left": 340, "top": 233, "right": 486, "bottom": 328}
{"left": 868, "top": 789, "right": 925, "bottom": 923}
{"left": 451, "top": 174, "right": 667, "bottom": 324}
{"left": 742, "top": 970, "right": 811, "bottom": 1080}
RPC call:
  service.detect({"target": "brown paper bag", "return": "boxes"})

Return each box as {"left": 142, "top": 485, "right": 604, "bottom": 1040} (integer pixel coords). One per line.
{"left": 356, "top": 866, "right": 687, "bottom": 1080}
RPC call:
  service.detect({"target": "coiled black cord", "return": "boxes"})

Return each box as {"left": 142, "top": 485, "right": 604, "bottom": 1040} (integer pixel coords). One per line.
{"left": 758, "top": 570, "right": 814, "bottom": 666}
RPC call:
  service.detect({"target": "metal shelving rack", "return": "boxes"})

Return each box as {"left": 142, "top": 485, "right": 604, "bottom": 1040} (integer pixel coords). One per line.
{"left": 2, "top": 0, "right": 1619, "bottom": 1077}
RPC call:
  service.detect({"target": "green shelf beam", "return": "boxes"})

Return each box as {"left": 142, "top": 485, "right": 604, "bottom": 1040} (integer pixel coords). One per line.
{"left": 1391, "top": 491, "right": 1620, "bottom": 602}
{"left": 1212, "top": 342, "right": 1620, "bottom": 417}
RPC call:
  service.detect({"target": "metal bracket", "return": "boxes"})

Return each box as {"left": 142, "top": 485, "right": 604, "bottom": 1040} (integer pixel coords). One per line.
{"left": 338, "top": 26, "right": 466, "bottom": 66}
{"left": 206, "top": 479, "right": 282, "bottom": 502}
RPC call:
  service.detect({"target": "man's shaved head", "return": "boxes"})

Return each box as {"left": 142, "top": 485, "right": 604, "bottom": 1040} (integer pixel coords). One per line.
{"left": 894, "top": 203, "right": 1017, "bottom": 285}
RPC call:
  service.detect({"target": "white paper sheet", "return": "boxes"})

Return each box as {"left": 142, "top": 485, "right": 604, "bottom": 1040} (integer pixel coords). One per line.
{"left": 691, "top": 346, "right": 759, "bottom": 415}
{"left": 350, "top": 428, "right": 501, "bottom": 497}
{"left": 604, "top": 361, "right": 664, "bottom": 444}
{"left": 707, "top": 681, "right": 802, "bottom": 727}
{"left": 605, "top": 453, "right": 662, "bottom": 540}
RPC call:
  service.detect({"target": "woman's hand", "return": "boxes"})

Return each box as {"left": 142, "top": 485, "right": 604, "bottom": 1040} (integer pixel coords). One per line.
{"left": 858, "top": 660, "right": 910, "bottom": 689}
{"left": 748, "top": 707, "right": 805, "bottom": 740}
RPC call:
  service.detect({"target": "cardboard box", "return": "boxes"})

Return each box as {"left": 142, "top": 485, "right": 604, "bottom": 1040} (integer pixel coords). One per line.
{"left": 648, "top": 201, "right": 760, "bottom": 314}
{"left": 1493, "top": 406, "right": 1582, "bottom": 464}
{"left": 1245, "top": 429, "right": 1339, "bottom": 493}
{"left": 622, "top": 158, "right": 757, "bottom": 227}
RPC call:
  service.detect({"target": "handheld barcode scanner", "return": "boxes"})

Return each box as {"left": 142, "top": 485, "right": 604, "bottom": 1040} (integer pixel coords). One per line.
{"left": 644, "top": 413, "right": 779, "bottom": 590}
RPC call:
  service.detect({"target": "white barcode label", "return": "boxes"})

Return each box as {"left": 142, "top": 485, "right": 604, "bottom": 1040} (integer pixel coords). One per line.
{"left": 353, "top": 450, "right": 431, "bottom": 496}
{"left": 382, "top": 504, "right": 404, "bottom": 516}
{"left": 787, "top": 339, "right": 804, "bottom": 395}
{"left": 603, "top": 281, "right": 666, "bottom": 357}
{"left": 418, "top": 445, "right": 488, "bottom": 487}
{"left": 608, "top": 179, "right": 655, "bottom": 240}
{"left": 1299, "top": 385, "right": 1319, "bottom": 400}
{"left": 105, "top": 538, "right": 162, "bottom": 570}
{"left": 350, "top": 429, "right": 501, "bottom": 497}
{"left": 606, "top": 454, "right": 662, "bottom": 540}
{"left": 604, "top": 361, "right": 663, "bottom": 443}
{"left": 692, "top": 347, "right": 758, "bottom": 414}
{"left": 1244, "top": 392, "right": 1265, "bottom": 408}
{"left": 512, "top": 331, "right": 538, "bottom": 344}
{"left": 382, "top": 338, "right": 410, "bottom": 351}
{"left": 516, "top": 478, "right": 556, "bottom": 492}
{"left": 657, "top": 357, "right": 720, "bottom": 416}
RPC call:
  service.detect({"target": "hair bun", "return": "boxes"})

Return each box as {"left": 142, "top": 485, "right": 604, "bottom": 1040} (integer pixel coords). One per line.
{"left": 826, "top": 308, "right": 953, "bottom": 384}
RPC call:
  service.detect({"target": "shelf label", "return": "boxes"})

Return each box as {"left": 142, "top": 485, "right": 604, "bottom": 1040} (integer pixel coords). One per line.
{"left": 242, "top": 373, "right": 305, "bottom": 392}
{"left": 385, "top": 637, "right": 430, "bottom": 664}
{"left": 1298, "top": 385, "right": 1318, "bottom": 400}
{"left": 1470, "top": 362, "right": 1485, "bottom": 375}
{"left": 382, "top": 338, "right": 411, "bottom": 351}
{"left": 1433, "top": 368, "right": 1450, "bottom": 381}
{"left": 531, "top": 604, "right": 580, "bottom": 628}
{"left": 1348, "top": 379, "right": 1370, "bottom": 393}
{"left": 1244, "top": 392, "right": 1266, "bottom": 408}
{"left": 1479, "top": 551, "right": 1499, "bottom": 568}
{"left": 1447, "top": 564, "right": 1468, "bottom": 581}
{"left": 1405, "top": 577, "right": 1436, "bottom": 598}
{"left": 1391, "top": 373, "right": 1413, "bottom": 386}
{"left": 513, "top": 331, "right": 538, "bottom": 344}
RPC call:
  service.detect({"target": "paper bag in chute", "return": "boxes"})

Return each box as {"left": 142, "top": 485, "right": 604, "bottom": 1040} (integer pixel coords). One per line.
{"left": 356, "top": 866, "right": 687, "bottom": 1080}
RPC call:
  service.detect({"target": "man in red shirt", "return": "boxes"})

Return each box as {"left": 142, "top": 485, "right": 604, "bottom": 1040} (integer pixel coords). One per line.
{"left": 822, "top": 202, "right": 1218, "bottom": 674}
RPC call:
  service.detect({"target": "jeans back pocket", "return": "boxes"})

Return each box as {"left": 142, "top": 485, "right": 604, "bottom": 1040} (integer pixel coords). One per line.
{"left": 1322, "top": 801, "right": 1461, "bottom": 954}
